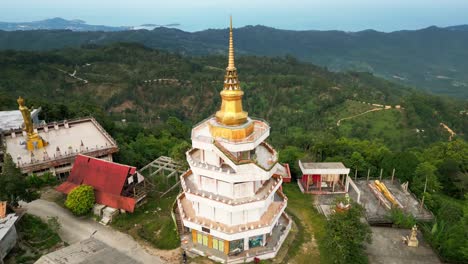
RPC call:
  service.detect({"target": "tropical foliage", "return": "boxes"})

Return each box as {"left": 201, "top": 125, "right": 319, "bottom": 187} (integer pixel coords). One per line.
{"left": 0, "top": 154, "right": 38, "bottom": 206}
{"left": 65, "top": 185, "right": 95, "bottom": 216}
{"left": 0, "top": 43, "right": 466, "bottom": 263}
{"left": 323, "top": 203, "right": 372, "bottom": 264}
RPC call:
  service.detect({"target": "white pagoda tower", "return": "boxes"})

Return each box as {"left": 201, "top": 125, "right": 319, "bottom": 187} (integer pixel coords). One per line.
{"left": 177, "top": 17, "right": 291, "bottom": 262}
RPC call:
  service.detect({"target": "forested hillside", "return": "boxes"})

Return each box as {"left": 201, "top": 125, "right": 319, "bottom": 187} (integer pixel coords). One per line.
{"left": 1, "top": 25, "right": 468, "bottom": 97}
{"left": 0, "top": 43, "right": 466, "bottom": 148}
{"left": 0, "top": 43, "right": 467, "bottom": 263}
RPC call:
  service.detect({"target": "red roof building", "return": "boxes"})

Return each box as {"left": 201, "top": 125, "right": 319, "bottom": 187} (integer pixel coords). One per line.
{"left": 56, "top": 154, "right": 146, "bottom": 212}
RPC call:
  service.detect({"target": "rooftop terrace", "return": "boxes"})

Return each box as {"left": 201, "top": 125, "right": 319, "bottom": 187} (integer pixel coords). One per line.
{"left": 349, "top": 179, "right": 433, "bottom": 224}
{"left": 3, "top": 118, "right": 118, "bottom": 172}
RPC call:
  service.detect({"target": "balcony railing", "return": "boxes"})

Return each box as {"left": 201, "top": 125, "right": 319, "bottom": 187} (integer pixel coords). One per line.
{"left": 191, "top": 117, "right": 270, "bottom": 146}
{"left": 177, "top": 192, "right": 287, "bottom": 235}
{"left": 214, "top": 119, "right": 270, "bottom": 145}
{"left": 213, "top": 141, "right": 278, "bottom": 171}
{"left": 180, "top": 172, "right": 283, "bottom": 206}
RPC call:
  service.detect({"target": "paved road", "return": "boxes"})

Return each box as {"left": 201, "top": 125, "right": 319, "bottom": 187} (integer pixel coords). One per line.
{"left": 22, "top": 199, "right": 165, "bottom": 264}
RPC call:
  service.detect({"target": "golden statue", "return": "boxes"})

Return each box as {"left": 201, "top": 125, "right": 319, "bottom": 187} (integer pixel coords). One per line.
{"left": 407, "top": 225, "right": 419, "bottom": 247}
{"left": 209, "top": 17, "right": 254, "bottom": 140}
{"left": 17, "top": 96, "right": 47, "bottom": 151}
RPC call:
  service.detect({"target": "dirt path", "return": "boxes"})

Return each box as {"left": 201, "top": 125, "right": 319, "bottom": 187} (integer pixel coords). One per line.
{"left": 56, "top": 68, "right": 88, "bottom": 84}
{"left": 337, "top": 108, "right": 383, "bottom": 126}
{"left": 21, "top": 199, "right": 165, "bottom": 264}
{"left": 440, "top": 122, "right": 456, "bottom": 141}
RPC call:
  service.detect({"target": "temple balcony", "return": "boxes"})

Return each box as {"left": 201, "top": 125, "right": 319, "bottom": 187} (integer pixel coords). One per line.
{"left": 254, "top": 142, "right": 278, "bottom": 170}
{"left": 191, "top": 116, "right": 270, "bottom": 153}
{"left": 211, "top": 141, "right": 278, "bottom": 171}
{"left": 180, "top": 170, "right": 283, "bottom": 210}
{"left": 186, "top": 147, "right": 278, "bottom": 182}
{"left": 176, "top": 191, "right": 288, "bottom": 241}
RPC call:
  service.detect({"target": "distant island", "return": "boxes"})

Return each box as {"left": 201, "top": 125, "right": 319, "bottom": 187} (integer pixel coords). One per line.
{"left": 0, "top": 17, "right": 181, "bottom": 32}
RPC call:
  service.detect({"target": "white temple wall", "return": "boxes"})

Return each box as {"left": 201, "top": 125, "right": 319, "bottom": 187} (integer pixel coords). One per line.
{"left": 204, "top": 149, "right": 220, "bottom": 167}
{"left": 232, "top": 211, "right": 243, "bottom": 225}
{"left": 199, "top": 203, "right": 214, "bottom": 219}
{"left": 215, "top": 207, "right": 230, "bottom": 224}
{"left": 217, "top": 180, "right": 233, "bottom": 197}
{"left": 233, "top": 182, "right": 254, "bottom": 198}
{"left": 247, "top": 208, "right": 260, "bottom": 222}
{"left": 201, "top": 176, "right": 217, "bottom": 193}
{"left": 254, "top": 180, "right": 263, "bottom": 193}
{"left": 190, "top": 165, "right": 273, "bottom": 183}
{"left": 193, "top": 201, "right": 199, "bottom": 214}
{"left": 186, "top": 191, "right": 277, "bottom": 213}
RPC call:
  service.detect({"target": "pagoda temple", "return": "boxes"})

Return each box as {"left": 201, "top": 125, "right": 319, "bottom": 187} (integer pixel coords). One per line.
{"left": 176, "top": 17, "right": 291, "bottom": 263}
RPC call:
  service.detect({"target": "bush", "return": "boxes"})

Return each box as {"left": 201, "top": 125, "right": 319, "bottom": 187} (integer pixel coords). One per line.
{"left": 64, "top": 185, "right": 95, "bottom": 216}
{"left": 323, "top": 202, "right": 372, "bottom": 264}
{"left": 26, "top": 173, "right": 58, "bottom": 189}
{"left": 387, "top": 208, "right": 417, "bottom": 228}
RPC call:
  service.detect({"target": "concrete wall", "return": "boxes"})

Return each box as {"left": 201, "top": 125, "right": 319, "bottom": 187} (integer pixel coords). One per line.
{"left": 204, "top": 150, "right": 220, "bottom": 167}
{"left": 0, "top": 226, "right": 17, "bottom": 260}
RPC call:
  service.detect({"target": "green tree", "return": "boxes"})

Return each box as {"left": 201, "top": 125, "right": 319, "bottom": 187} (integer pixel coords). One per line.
{"left": 412, "top": 162, "right": 442, "bottom": 196}
{"left": 170, "top": 141, "right": 191, "bottom": 167}
{"left": 323, "top": 203, "right": 372, "bottom": 264}
{"left": 437, "top": 159, "right": 465, "bottom": 198}
{"left": 0, "top": 154, "right": 37, "bottom": 206}
{"left": 65, "top": 185, "right": 95, "bottom": 216}
{"left": 279, "top": 146, "right": 306, "bottom": 178}
{"left": 347, "top": 151, "right": 368, "bottom": 176}
{"left": 381, "top": 151, "right": 419, "bottom": 183}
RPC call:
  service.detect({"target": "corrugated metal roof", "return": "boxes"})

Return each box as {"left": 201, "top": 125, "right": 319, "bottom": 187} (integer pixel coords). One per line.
{"left": 56, "top": 154, "right": 139, "bottom": 212}
{"left": 55, "top": 181, "right": 79, "bottom": 194}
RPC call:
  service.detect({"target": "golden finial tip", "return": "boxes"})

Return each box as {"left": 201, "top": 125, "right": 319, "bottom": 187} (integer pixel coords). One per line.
{"left": 17, "top": 96, "right": 25, "bottom": 106}
{"left": 227, "top": 16, "right": 235, "bottom": 70}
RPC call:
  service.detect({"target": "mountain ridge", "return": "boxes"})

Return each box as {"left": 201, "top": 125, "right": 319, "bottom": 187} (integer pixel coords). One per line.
{"left": 0, "top": 19, "right": 467, "bottom": 98}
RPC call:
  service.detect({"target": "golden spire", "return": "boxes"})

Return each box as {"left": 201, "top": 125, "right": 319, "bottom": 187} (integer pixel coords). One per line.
{"left": 209, "top": 17, "right": 254, "bottom": 140}
{"left": 228, "top": 16, "right": 235, "bottom": 70}
{"left": 213, "top": 16, "right": 248, "bottom": 127}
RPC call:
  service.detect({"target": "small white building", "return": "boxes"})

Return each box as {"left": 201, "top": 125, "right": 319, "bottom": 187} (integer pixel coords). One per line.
{"left": 298, "top": 160, "right": 351, "bottom": 194}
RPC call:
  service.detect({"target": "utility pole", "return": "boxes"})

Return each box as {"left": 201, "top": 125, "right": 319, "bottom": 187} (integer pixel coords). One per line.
{"left": 420, "top": 174, "right": 428, "bottom": 210}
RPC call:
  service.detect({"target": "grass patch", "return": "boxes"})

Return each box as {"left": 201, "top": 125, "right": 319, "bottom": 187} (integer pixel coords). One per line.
{"left": 111, "top": 189, "right": 180, "bottom": 250}
{"left": 338, "top": 109, "right": 411, "bottom": 149}
{"left": 17, "top": 214, "right": 62, "bottom": 251}
{"left": 138, "top": 216, "right": 180, "bottom": 250}
{"left": 281, "top": 183, "right": 331, "bottom": 264}
{"left": 5, "top": 214, "right": 63, "bottom": 264}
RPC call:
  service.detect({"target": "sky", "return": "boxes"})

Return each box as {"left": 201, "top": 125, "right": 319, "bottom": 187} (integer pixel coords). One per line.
{"left": 1, "top": 0, "right": 468, "bottom": 32}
